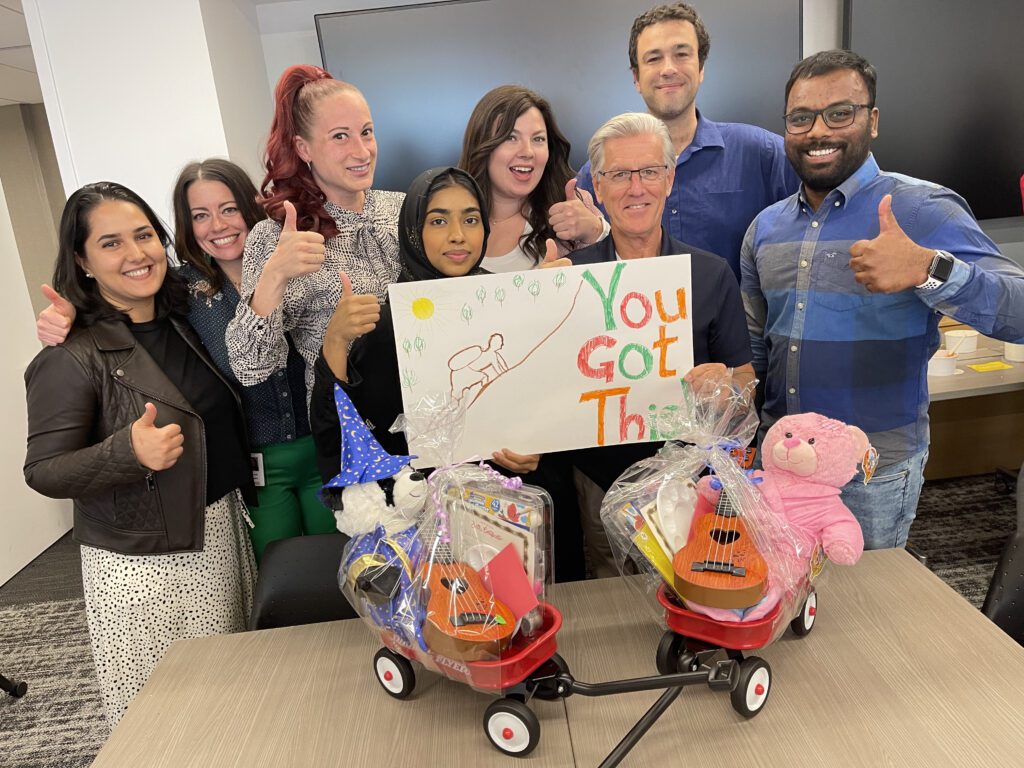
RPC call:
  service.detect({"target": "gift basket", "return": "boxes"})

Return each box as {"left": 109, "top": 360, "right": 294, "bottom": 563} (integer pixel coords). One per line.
{"left": 325, "top": 387, "right": 565, "bottom": 757}
{"left": 601, "top": 372, "right": 875, "bottom": 718}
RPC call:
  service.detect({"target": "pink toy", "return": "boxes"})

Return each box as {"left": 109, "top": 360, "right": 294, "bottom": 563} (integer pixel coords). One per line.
{"left": 686, "top": 412, "right": 871, "bottom": 621}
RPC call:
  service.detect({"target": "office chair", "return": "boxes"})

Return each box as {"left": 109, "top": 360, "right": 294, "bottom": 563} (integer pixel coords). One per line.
{"left": 248, "top": 533, "right": 359, "bottom": 630}
{"left": 981, "top": 460, "right": 1024, "bottom": 647}
{"left": 1, "top": 673, "right": 27, "bottom": 698}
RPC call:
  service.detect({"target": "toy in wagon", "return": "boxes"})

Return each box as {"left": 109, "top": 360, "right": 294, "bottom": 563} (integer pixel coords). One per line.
{"left": 326, "top": 388, "right": 563, "bottom": 757}
{"left": 600, "top": 370, "right": 876, "bottom": 717}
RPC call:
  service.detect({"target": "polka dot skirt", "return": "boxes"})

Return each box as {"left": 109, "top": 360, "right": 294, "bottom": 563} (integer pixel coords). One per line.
{"left": 79, "top": 491, "right": 257, "bottom": 728}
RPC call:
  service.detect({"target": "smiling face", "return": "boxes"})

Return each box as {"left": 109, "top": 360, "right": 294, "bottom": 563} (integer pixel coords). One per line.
{"left": 76, "top": 200, "right": 167, "bottom": 322}
{"left": 784, "top": 69, "right": 878, "bottom": 202}
{"left": 421, "top": 185, "right": 485, "bottom": 277}
{"left": 186, "top": 179, "right": 249, "bottom": 264}
{"left": 486, "top": 106, "right": 549, "bottom": 207}
{"left": 632, "top": 20, "right": 705, "bottom": 123}
{"left": 294, "top": 90, "right": 376, "bottom": 209}
{"left": 593, "top": 133, "right": 674, "bottom": 242}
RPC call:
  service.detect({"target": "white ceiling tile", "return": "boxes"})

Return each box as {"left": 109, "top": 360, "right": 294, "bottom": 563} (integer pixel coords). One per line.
{"left": 0, "top": 62, "right": 41, "bottom": 103}
{"left": 0, "top": 6, "right": 30, "bottom": 49}
{"left": 0, "top": 46, "right": 34, "bottom": 72}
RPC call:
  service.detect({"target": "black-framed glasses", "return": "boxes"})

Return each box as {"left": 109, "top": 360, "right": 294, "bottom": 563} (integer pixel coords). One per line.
{"left": 783, "top": 103, "right": 871, "bottom": 134}
{"left": 595, "top": 165, "right": 670, "bottom": 186}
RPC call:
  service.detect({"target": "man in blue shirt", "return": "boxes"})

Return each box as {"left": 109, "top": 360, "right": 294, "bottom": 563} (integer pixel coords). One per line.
{"left": 742, "top": 49, "right": 1024, "bottom": 549}
{"left": 575, "top": 2, "right": 798, "bottom": 281}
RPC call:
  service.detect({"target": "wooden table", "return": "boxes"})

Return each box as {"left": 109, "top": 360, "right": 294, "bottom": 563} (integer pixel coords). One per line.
{"left": 93, "top": 550, "right": 1024, "bottom": 767}
{"left": 926, "top": 335, "right": 1024, "bottom": 478}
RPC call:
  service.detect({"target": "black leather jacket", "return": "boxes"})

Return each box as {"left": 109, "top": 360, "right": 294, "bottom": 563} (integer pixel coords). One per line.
{"left": 24, "top": 316, "right": 256, "bottom": 555}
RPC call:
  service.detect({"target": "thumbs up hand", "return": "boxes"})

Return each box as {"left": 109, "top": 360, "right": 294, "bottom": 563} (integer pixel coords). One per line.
{"left": 265, "top": 200, "right": 327, "bottom": 283}
{"left": 37, "top": 284, "right": 77, "bottom": 346}
{"left": 538, "top": 238, "right": 572, "bottom": 269}
{"left": 848, "top": 195, "right": 935, "bottom": 293}
{"left": 547, "top": 178, "right": 605, "bottom": 245}
{"left": 325, "top": 270, "right": 381, "bottom": 346}
{"left": 130, "top": 403, "right": 184, "bottom": 471}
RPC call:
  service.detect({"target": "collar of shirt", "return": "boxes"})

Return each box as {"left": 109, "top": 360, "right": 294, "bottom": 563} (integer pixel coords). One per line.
{"left": 677, "top": 110, "right": 725, "bottom": 165}
{"left": 796, "top": 153, "right": 881, "bottom": 215}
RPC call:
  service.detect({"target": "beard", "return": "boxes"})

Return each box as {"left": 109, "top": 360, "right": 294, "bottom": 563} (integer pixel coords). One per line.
{"left": 785, "top": 123, "right": 872, "bottom": 194}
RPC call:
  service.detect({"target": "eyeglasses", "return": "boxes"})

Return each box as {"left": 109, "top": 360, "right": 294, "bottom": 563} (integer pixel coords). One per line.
{"left": 595, "top": 165, "right": 670, "bottom": 186}
{"left": 783, "top": 103, "right": 872, "bottom": 134}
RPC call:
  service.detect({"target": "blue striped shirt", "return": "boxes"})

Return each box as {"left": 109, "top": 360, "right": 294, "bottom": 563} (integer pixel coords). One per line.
{"left": 741, "top": 154, "right": 1024, "bottom": 467}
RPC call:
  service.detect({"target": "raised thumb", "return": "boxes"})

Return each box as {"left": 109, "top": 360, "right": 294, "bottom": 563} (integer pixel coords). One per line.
{"left": 282, "top": 200, "right": 298, "bottom": 232}
{"left": 877, "top": 194, "right": 899, "bottom": 234}
{"left": 564, "top": 178, "right": 578, "bottom": 203}
{"left": 543, "top": 238, "right": 559, "bottom": 263}
{"left": 41, "top": 284, "right": 73, "bottom": 314}
{"left": 339, "top": 270, "right": 353, "bottom": 299}
{"left": 138, "top": 402, "right": 158, "bottom": 427}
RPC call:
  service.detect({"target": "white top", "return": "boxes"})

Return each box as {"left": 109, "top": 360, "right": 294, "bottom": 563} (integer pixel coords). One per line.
{"left": 482, "top": 222, "right": 538, "bottom": 273}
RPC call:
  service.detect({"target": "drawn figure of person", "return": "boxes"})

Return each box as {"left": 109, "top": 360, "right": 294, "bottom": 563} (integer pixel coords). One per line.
{"left": 447, "top": 333, "right": 509, "bottom": 405}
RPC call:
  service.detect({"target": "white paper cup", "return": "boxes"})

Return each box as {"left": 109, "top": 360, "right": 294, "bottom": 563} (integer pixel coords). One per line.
{"left": 928, "top": 350, "right": 958, "bottom": 376}
{"left": 944, "top": 329, "right": 978, "bottom": 354}
{"left": 1005, "top": 342, "right": 1024, "bottom": 362}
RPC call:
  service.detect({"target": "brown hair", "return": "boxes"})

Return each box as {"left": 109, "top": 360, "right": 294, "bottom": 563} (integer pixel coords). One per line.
{"left": 171, "top": 158, "right": 263, "bottom": 295}
{"left": 458, "top": 85, "right": 574, "bottom": 263}
{"left": 261, "top": 64, "right": 363, "bottom": 240}
{"left": 628, "top": 3, "right": 711, "bottom": 73}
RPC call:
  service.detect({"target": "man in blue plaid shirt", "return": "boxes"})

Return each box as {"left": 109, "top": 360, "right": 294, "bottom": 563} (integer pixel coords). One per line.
{"left": 741, "top": 50, "right": 1024, "bottom": 549}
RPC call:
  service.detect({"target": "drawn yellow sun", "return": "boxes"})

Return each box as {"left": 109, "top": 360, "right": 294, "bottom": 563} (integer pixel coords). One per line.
{"left": 412, "top": 297, "right": 434, "bottom": 320}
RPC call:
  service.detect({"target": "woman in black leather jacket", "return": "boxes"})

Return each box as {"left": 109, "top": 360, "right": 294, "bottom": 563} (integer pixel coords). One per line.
{"left": 23, "top": 182, "right": 257, "bottom": 729}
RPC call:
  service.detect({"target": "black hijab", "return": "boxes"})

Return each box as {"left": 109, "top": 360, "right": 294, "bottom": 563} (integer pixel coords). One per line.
{"left": 397, "top": 166, "right": 490, "bottom": 282}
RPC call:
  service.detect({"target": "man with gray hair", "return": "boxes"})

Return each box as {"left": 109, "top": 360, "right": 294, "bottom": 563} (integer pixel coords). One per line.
{"left": 567, "top": 111, "right": 754, "bottom": 487}
{"left": 575, "top": 2, "right": 797, "bottom": 280}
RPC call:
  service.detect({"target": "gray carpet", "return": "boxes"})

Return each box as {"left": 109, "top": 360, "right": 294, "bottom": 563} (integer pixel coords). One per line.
{"left": 0, "top": 597, "right": 107, "bottom": 767}
{"left": 0, "top": 473, "right": 1016, "bottom": 767}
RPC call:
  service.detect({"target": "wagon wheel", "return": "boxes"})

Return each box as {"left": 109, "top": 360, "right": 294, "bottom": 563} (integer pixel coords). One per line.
{"left": 789, "top": 589, "right": 817, "bottom": 637}
{"left": 483, "top": 698, "right": 541, "bottom": 757}
{"left": 730, "top": 656, "right": 771, "bottom": 718}
{"left": 373, "top": 647, "right": 416, "bottom": 699}
{"left": 655, "top": 631, "right": 688, "bottom": 675}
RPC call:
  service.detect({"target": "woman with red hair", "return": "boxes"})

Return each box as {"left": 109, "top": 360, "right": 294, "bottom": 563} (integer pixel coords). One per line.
{"left": 226, "top": 65, "right": 402, "bottom": 400}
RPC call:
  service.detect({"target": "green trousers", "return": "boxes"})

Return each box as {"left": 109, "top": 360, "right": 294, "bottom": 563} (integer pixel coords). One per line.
{"left": 248, "top": 434, "right": 335, "bottom": 563}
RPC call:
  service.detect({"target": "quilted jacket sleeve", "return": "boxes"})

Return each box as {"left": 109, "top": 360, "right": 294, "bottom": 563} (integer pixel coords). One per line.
{"left": 24, "top": 345, "right": 148, "bottom": 499}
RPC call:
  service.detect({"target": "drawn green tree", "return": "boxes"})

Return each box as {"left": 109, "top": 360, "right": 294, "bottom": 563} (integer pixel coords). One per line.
{"left": 512, "top": 274, "right": 524, "bottom": 291}
{"left": 553, "top": 271, "right": 566, "bottom": 291}
{"left": 401, "top": 338, "right": 412, "bottom": 357}
{"left": 495, "top": 287, "right": 506, "bottom": 306}
{"left": 475, "top": 286, "right": 487, "bottom": 305}
{"left": 461, "top": 303, "right": 474, "bottom": 324}
{"left": 401, "top": 368, "right": 419, "bottom": 391}
{"left": 414, "top": 336, "right": 426, "bottom": 355}
{"left": 528, "top": 280, "right": 541, "bottom": 302}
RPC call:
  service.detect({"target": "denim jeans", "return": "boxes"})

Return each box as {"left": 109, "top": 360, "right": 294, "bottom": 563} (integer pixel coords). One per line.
{"left": 839, "top": 448, "right": 929, "bottom": 550}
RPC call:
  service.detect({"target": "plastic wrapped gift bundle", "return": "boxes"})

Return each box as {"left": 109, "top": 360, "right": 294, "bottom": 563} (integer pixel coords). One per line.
{"left": 331, "top": 390, "right": 556, "bottom": 693}
{"left": 599, "top": 372, "right": 815, "bottom": 646}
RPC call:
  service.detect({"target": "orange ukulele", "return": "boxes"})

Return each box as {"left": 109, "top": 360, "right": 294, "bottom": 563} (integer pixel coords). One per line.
{"left": 672, "top": 482, "right": 768, "bottom": 610}
{"left": 421, "top": 540, "right": 516, "bottom": 662}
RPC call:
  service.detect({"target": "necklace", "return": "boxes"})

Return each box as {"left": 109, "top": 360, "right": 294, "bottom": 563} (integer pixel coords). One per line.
{"left": 489, "top": 209, "right": 524, "bottom": 226}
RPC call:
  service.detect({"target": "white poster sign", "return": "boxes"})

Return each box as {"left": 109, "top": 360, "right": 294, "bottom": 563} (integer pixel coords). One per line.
{"left": 388, "top": 255, "right": 694, "bottom": 463}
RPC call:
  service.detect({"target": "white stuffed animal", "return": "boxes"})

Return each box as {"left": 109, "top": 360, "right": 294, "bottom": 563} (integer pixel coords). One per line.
{"left": 335, "top": 465, "right": 428, "bottom": 537}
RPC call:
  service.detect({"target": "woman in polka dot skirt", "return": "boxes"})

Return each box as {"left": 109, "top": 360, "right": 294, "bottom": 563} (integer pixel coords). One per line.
{"left": 24, "top": 182, "right": 257, "bottom": 728}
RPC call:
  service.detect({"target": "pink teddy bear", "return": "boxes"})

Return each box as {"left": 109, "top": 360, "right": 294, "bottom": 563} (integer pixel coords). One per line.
{"left": 684, "top": 412, "right": 870, "bottom": 621}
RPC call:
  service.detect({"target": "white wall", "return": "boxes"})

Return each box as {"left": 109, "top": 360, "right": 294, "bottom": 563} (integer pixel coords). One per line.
{"left": 0, "top": 176, "right": 72, "bottom": 587}
{"left": 802, "top": 0, "right": 844, "bottom": 56}
{"left": 24, "top": 0, "right": 230, "bottom": 223}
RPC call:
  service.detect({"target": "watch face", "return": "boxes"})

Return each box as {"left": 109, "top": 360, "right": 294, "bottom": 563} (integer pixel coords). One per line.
{"left": 932, "top": 253, "right": 954, "bottom": 282}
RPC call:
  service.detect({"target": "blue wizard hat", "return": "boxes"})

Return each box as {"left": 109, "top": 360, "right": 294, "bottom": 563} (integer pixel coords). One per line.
{"left": 324, "top": 384, "right": 415, "bottom": 488}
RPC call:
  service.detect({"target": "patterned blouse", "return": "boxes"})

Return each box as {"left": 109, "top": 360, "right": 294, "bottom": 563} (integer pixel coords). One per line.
{"left": 226, "top": 190, "right": 405, "bottom": 401}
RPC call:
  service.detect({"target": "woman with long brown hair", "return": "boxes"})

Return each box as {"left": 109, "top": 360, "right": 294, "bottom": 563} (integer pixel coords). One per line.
{"left": 459, "top": 85, "right": 606, "bottom": 273}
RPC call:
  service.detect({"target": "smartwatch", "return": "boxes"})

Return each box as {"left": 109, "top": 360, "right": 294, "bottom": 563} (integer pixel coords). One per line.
{"left": 915, "top": 250, "right": 954, "bottom": 291}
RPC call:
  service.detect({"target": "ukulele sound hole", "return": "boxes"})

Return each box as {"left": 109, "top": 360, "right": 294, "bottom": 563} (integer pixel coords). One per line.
{"left": 710, "top": 529, "right": 740, "bottom": 545}
{"left": 440, "top": 577, "right": 468, "bottom": 594}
